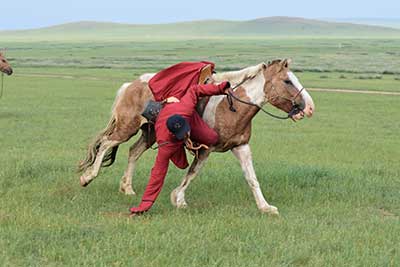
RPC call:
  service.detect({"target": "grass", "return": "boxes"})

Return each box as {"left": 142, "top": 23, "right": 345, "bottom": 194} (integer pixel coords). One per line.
{"left": 2, "top": 38, "right": 400, "bottom": 74}
{"left": 0, "top": 37, "right": 399, "bottom": 266}
{"left": 3, "top": 37, "right": 400, "bottom": 93}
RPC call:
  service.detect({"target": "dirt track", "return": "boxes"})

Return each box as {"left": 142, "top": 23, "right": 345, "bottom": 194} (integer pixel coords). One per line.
{"left": 309, "top": 88, "right": 400, "bottom": 96}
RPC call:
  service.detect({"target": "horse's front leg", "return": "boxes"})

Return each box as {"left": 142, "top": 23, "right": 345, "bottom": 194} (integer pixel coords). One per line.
{"left": 231, "top": 144, "right": 279, "bottom": 215}
{"left": 120, "top": 127, "right": 155, "bottom": 195}
{"left": 170, "top": 150, "right": 210, "bottom": 208}
{"left": 119, "top": 135, "right": 147, "bottom": 195}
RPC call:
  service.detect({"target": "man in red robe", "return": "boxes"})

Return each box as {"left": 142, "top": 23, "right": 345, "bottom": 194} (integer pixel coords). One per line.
{"left": 130, "top": 80, "right": 230, "bottom": 214}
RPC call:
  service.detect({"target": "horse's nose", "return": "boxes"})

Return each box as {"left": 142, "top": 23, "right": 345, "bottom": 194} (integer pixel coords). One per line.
{"left": 7, "top": 68, "right": 13, "bottom": 75}
{"left": 295, "top": 98, "right": 306, "bottom": 110}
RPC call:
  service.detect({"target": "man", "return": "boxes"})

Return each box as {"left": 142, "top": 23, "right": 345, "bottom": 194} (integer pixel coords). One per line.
{"left": 130, "top": 80, "right": 230, "bottom": 214}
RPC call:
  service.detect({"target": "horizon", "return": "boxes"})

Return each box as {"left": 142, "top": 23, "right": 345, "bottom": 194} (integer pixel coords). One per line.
{"left": 2, "top": 16, "right": 400, "bottom": 32}
{"left": 1, "top": 0, "right": 399, "bottom": 30}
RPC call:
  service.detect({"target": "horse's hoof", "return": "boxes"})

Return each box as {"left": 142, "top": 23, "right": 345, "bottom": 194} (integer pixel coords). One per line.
{"left": 80, "top": 175, "right": 90, "bottom": 187}
{"left": 119, "top": 179, "right": 136, "bottom": 195}
{"left": 171, "top": 188, "right": 188, "bottom": 208}
{"left": 260, "top": 205, "right": 279, "bottom": 215}
{"left": 177, "top": 201, "right": 188, "bottom": 209}
{"left": 119, "top": 185, "right": 136, "bottom": 196}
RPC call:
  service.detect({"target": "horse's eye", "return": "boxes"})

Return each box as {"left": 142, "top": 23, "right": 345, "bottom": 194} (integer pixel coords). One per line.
{"left": 284, "top": 79, "right": 292, "bottom": 85}
{"left": 1, "top": 60, "right": 5, "bottom": 63}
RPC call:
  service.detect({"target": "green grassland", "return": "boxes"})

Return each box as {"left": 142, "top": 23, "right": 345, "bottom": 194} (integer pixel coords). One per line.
{"left": 1, "top": 35, "right": 400, "bottom": 266}
{"left": 3, "top": 37, "right": 400, "bottom": 92}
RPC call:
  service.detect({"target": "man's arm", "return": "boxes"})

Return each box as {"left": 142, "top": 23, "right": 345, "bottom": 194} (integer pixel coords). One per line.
{"left": 130, "top": 143, "right": 177, "bottom": 213}
{"left": 177, "top": 82, "right": 230, "bottom": 117}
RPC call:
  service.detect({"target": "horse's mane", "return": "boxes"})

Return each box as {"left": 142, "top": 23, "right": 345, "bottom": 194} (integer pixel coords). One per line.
{"left": 212, "top": 63, "right": 266, "bottom": 85}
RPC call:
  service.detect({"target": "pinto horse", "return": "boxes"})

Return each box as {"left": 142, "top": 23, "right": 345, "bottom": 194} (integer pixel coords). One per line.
{"left": 0, "top": 52, "right": 13, "bottom": 76}
{"left": 79, "top": 59, "right": 314, "bottom": 214}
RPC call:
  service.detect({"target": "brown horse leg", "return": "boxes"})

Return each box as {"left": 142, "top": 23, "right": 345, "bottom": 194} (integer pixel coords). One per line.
{"left": 80, "top": 138, "right": 121, "bottom": 186}
{"left": 80, "top": 115, "right": 143, "bottom": 187}
{"left": 119, "top": 135, "right": 147, "bottom": 195}
{"left": 119, "top": 126, "right": 156, "bottom": 195}
{"left": 231, "top": 144, "right": 279, "bottom": 215}
{"left": 170, "top": 149, "right": 211, "bottom": 208}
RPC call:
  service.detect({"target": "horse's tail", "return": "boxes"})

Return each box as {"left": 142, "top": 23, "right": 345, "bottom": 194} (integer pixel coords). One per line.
{"left": 78, "top": 114, "right": 119, "bottom": 173}
{"left": 78, "top": 82, "right": 135, "bottom": 173}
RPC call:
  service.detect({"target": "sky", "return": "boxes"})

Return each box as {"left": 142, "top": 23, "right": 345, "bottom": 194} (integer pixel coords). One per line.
{"left": 0, "top": 0, "right": 399, "bottom": 30}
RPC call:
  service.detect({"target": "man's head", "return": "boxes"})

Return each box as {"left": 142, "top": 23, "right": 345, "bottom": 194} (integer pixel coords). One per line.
{"left": 167, "top": 115, "right": 190, "bottom": 140}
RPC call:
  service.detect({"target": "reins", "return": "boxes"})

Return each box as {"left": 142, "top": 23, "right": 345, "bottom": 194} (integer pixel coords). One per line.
{"left": 226, "top": 75, "right": 305, "bottom": 120}
{"left": 184, "top": 138, "right": 209, "bottom": 158}
{"left": 150, "top": 137, "right": 209, "bottom": 158}
{"left": 227, "top": 88, "right": 290, "bottom": 120}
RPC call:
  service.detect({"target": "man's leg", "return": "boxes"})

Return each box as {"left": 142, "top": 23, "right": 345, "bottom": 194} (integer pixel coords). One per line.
{"left": 189, "top": 112, "right": 218, "bottom": 146}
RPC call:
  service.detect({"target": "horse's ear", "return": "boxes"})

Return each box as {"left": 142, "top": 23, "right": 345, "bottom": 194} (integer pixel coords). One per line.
{"left": 262, "top": 62, "right": 267, "bottom": 70}
{"left": 281, "top": 59, "right": 291, "bottom": 69}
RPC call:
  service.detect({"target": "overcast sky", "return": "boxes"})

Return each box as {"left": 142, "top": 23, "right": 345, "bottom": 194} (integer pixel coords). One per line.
{"left": 1, "top": 0, "right": 399, "bottom": 30}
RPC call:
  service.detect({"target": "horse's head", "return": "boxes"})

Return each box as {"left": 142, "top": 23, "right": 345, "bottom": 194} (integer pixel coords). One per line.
{"left": 262, "top": 59, "right": 314, "bottom": 121}
{"left": 0, "top": 52, "right": 13, "bottom": 76}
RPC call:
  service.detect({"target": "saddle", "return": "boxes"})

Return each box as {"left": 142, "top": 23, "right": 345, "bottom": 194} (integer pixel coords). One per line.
{"left": 195, "top": 64, "right": 213, "bottom": 116}
{"left": 141, "top": 64, "right": 214, "bottom": 123}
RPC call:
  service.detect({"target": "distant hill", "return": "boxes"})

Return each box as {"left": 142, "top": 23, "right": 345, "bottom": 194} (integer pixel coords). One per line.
{"left": 1, "top": 17, "right": 400, "bottom": 41}
{"left": 329, "top": 18, "right": 400, "bottom": 29}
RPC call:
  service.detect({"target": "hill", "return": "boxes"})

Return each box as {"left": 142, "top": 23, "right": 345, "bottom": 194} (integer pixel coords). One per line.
{"left": 329, "top": 18, "right": 400, "bottom": 29}
{"left": 1, "top": 17, "right": 400, "bottom": 41}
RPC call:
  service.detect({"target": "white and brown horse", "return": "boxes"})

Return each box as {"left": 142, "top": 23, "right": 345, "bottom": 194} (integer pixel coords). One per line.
{"left": 79, "top": 59, "right": 314, "bottom": 214}
{"left": 0, "top": 52, "right": 13, "bottom": 76}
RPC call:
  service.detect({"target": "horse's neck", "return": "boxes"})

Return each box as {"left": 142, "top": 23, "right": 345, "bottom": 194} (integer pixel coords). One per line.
{"left": 213, "top": 63, "right": 265, "bottom": 85}
{"left": 238, "top": 72, "right": 266, "bottom": 106}
{"left": 203, "top": 71, "right": 265, "bottom": 129}
{"left": 213, "top": 63, "right": 266, "bottom": 106}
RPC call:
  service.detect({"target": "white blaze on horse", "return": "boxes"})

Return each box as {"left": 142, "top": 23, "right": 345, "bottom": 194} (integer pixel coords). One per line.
{"left": 78, "top": 59, "right": 314, "bottom": 215}
{"left": 0, "top": 52, "right": 13, "bottom": 76}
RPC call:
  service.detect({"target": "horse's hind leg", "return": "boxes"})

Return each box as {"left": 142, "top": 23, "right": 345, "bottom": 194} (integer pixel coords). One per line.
{"left": 119, "top": 126, "right": 156, "bottom": 195}
{"left": 171, "top": 150, "right": 211, "bottom": 208}
{"left": 80, "top": 138, "right": 121, "bottom": 186}
{"left": 80, "top": 115, "right": 143, "bottom": 187}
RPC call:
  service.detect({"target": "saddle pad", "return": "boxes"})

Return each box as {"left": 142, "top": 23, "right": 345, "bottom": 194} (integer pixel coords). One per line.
{"left": 141, "top": 100, "right": 163, "bottom": 123}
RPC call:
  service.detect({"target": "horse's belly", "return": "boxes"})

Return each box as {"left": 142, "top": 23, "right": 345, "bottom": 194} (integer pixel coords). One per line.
{"left": 202, "top": 95, "right": 225, "bottom": 129}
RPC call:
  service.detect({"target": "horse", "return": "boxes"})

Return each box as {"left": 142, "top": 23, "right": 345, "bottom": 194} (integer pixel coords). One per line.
{"left": 78, "top": 59, "right": 314, "bottom": 214}
{"left": 0, "top": 52, "right": 13, "bottom": 76}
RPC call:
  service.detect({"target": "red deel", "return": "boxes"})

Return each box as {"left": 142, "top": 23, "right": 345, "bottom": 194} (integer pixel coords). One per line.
{"left": 148, "top": 61, "right": 215, "bottom": 102}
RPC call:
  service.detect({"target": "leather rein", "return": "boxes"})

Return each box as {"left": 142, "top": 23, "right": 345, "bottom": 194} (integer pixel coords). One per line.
{"left": 225, "top": 75, "right": 304, "bottom": 120}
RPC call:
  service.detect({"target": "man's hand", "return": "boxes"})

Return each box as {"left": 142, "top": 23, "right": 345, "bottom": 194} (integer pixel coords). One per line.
{"left": 223, "top": 82, "right": 232, "bottom": 94}
{"left": 218, "top": 81, "right": 231, "bottom": 94}
{"left": 165, "top": 96, "right": 180, "bottom": 103}
{"left": 129, "top": 211, "right": 144, "bottom": 218}
{"left": 130, "top": 201, "right": 152, "bottom": 215}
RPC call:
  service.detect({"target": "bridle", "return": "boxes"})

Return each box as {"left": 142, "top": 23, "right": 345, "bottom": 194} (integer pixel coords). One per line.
{"left": 226, "top": 73, "right": 305, "bottom": 120}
